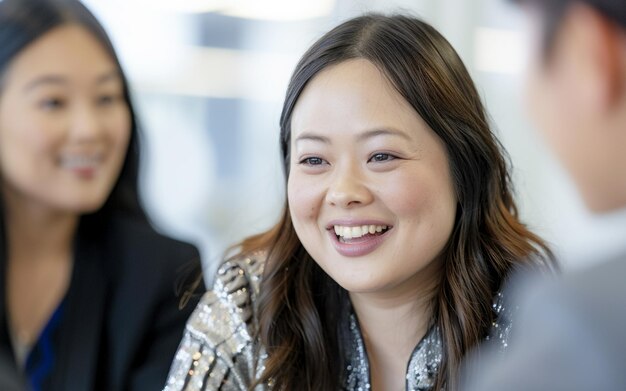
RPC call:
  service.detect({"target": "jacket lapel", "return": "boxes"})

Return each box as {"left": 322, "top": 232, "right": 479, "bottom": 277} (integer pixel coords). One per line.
{"left": 52, "top": 227, "right": 108, "bottom": 391}
{"left": 0, "top": 221, "right": 13, "bottom": 360}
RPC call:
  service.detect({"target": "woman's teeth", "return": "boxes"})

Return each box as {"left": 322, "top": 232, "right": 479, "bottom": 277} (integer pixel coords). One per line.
{"left": 59, "top": 155, "right": 100, "bottom": 168}
{"left": 333, "top": 225, "right": 388, "bottom": 239}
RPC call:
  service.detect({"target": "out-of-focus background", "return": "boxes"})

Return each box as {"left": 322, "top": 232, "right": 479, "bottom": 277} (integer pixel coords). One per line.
{"left": 81, "top": 0, "right": 626, "bottom": 283}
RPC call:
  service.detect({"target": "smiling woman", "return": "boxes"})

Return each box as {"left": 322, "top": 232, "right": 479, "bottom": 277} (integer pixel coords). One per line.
{"left": 0, "top": 1, "right": 204, "bottom": 390}
{"left": 0, "top": 24, "right": 131, "bottom": 215}
{"left": 165, "top": 13, "right": 556, "bottom": 391}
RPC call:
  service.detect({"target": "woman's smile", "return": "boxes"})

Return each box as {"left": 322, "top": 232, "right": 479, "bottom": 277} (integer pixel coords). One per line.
{"left": 326, "top": 220, "right": 394, "bottom": 257}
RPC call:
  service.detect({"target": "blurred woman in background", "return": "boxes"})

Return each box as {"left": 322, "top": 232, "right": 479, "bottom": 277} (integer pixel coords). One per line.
{"left": 166, "top": 13, "right": 555, "bottom": 391}
{"left": 0, "top": 0, "right": 204, "bottom": 389}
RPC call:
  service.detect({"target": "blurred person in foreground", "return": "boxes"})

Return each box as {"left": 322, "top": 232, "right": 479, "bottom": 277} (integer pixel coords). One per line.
{"left": 463, "top": 0, "right": 626, "bottom": 389}
{"left": 0, "top": 0, "right": 204, "bottom": 389}
{"left": 165, "top": 13, "right": 555, "bottom": 391}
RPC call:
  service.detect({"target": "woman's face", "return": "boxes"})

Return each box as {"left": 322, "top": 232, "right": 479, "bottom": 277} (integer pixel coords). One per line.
{"left": 0, "top": 24, "right": 131, "bottom": 215}
{"left": 288, "top": 59, "right": 457, "bottom": 297}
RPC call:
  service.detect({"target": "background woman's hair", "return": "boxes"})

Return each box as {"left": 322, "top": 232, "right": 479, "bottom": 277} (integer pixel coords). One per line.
{"left": 233, "top": 13, "right": 556, "bottom": 391}
{"left": 0, "top": 0, "right": 146, "bottom": 225}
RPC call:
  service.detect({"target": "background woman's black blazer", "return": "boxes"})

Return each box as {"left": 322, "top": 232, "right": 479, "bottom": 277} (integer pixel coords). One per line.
{"left": 0, "top": 214, "right": 205, "bottom": 390}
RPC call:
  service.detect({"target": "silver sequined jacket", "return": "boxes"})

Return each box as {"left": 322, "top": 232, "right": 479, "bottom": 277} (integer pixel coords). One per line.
{"left": 164, "top": 255, "right": 513, "bottom": 391}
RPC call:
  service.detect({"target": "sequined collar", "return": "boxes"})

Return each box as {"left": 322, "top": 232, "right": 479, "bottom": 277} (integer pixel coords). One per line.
{"left": 342, "top": 312, "right": 442, "bottom": 391}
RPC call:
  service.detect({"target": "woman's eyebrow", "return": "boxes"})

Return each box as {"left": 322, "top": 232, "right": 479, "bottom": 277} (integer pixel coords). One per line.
{"left": 23, "top": 70, "right": 120, "bottom": 92}
{"left": 95, "top": 70, "right": 121, "bottom": 84}
{"left": 357, "top": 127, "right": 411, "bottom": 142}
{"left": 23, "top": 75, "right": 67, "bottom": 91}
{"left": 294, "top": 131, "right": 331, "bottom": 144}
{"left": 294, "top": 127, "right": 412, "bottom": 145}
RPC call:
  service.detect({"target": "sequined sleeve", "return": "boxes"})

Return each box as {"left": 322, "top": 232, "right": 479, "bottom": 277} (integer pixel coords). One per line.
{"left": 485, "top": 291, "right": 515, "bottom": 352}
{"left": 164, "top": 256, "right": 266, "bottom": 391}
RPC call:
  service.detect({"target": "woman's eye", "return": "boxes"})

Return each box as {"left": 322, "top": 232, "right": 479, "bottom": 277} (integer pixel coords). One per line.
{"left": 300, "top": 157, "right": 326, "bottom": 166}
{"left": 96, "top": 94, "right": 120, "bottom": 106}
{"left": 369, "top": 153, "right": 395, "bottom": 163}
{"left": 39, "top": 98, "right": 65, "bottom": 110}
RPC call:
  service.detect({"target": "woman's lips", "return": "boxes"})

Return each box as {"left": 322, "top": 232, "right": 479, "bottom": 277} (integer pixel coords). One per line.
{"left": 59, "top": 154, "right": 103, "bottom": 179}
{"left": 327, "top": 225, "right": 392, "bottom": 257}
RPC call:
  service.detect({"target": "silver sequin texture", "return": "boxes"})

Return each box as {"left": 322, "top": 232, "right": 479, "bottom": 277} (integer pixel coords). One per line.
{"left": 164, "top": 256, "right": 513, "bottom": 390}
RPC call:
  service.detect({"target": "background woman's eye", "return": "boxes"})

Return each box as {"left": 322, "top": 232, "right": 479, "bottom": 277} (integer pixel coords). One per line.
{"left": 40, "top": 98, "right": 65, "bottom": 110}
{"left": 96, "top": 94, "right": 121, "bottom": 106}
{"left": 369, "top": 153, "right": 395, "bottom": 162}
{"left": 98, "top": 95, "right": 113, "bottom": 105}
{"left": 301, "top": 157, "right": 325, "bottom": 165}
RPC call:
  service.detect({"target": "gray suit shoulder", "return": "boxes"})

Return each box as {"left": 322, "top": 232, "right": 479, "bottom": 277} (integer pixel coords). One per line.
{"left": 464, "top": 256, "right": 626, "bottom": 391}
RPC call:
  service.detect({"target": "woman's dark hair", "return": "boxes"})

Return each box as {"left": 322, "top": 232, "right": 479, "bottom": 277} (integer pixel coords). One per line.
{"left": 0, "top": 0, "right": 146, "bottom": 225}
{"left": 232, "top": 13, "right": 556, "bottom": 390}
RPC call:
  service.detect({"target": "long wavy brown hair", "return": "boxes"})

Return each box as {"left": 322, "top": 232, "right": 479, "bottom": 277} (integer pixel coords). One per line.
{"left": 232, "top": 13, "right": 556, "bottom": 391}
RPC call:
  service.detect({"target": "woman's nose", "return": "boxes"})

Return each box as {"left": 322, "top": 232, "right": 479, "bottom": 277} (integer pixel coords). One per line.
{"left": 325, "top": 165, "right": 374, "bottom": 208}
{"left": 69, "top": 102, "right": 103, "bottom": 142}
